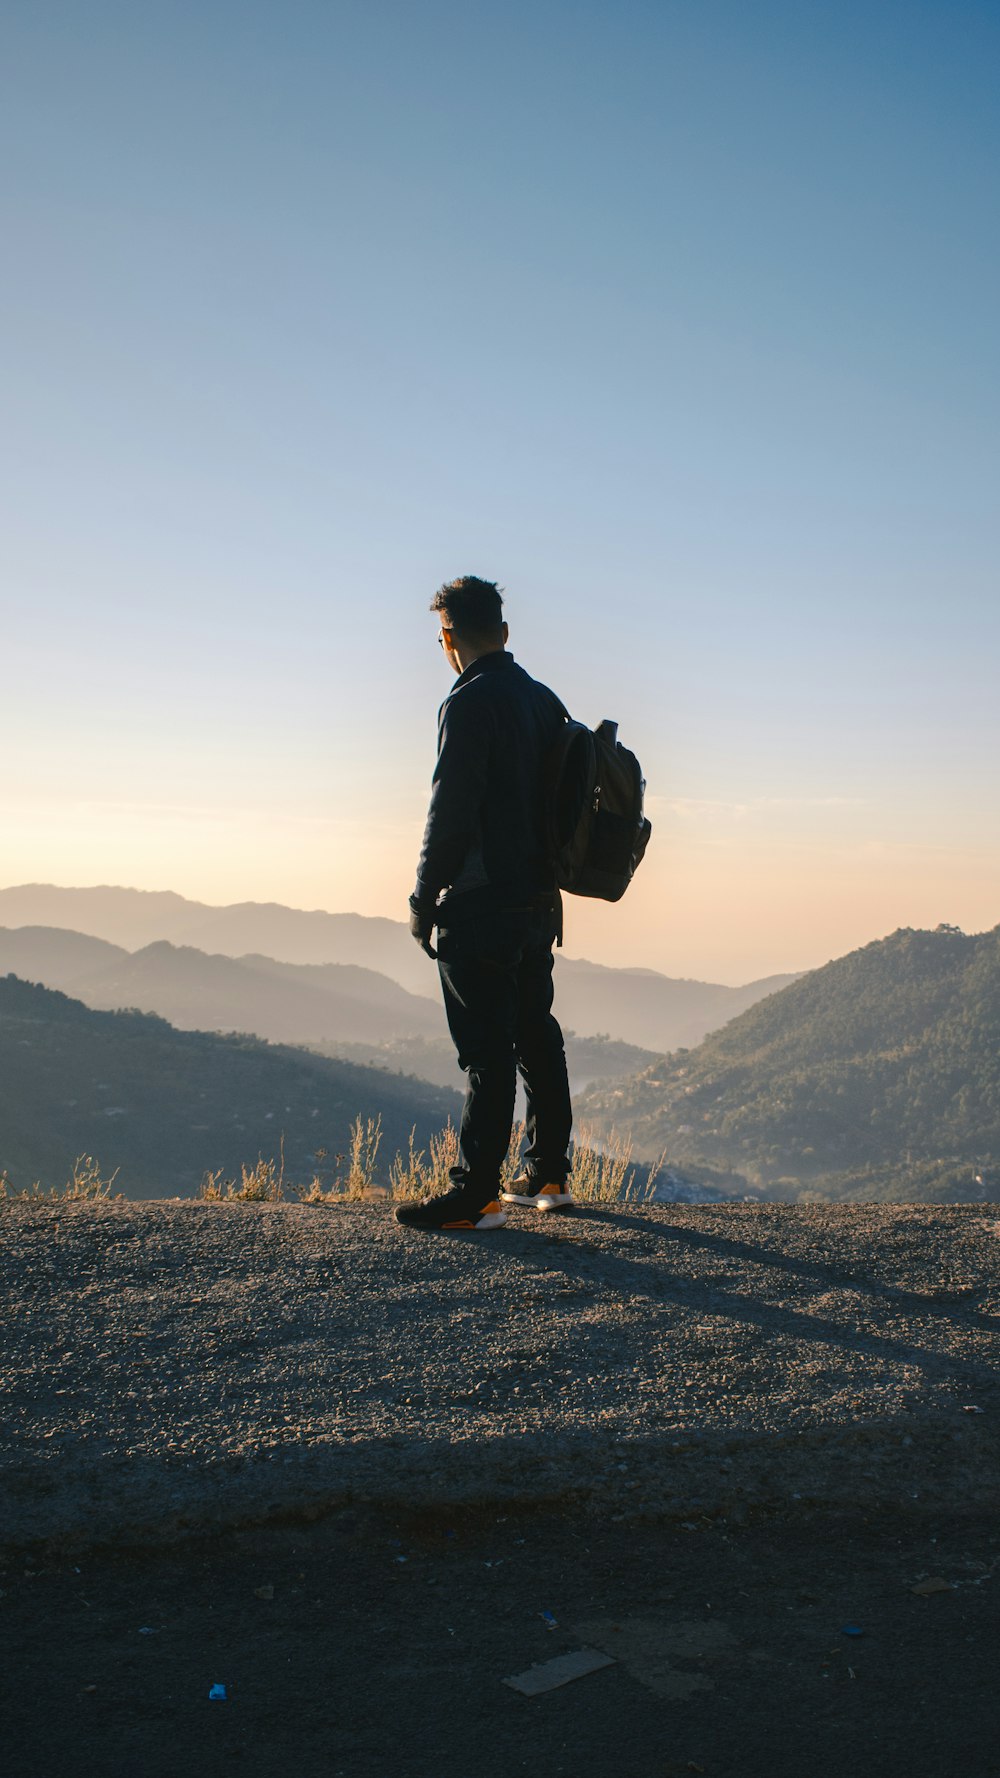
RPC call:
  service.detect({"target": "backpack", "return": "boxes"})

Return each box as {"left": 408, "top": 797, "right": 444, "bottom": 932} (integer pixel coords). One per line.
{"left": 546, "top": 710, "right": 652, "bottom": 904}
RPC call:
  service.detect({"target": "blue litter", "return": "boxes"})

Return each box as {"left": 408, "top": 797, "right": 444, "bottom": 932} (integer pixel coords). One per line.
{"left": 540, "top": 1610, "right": 558, "bottom": 1631}
{"left": 840, "top": 1625, "right": 864, "bottom": 1637}
{"left": 208, "top": 1684, "right": 227, "bottom": 1701}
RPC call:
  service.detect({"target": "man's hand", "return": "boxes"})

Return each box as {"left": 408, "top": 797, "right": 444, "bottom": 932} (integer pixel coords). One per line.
{"left": 409, "top": 907, "right": 438, "bottom": 959}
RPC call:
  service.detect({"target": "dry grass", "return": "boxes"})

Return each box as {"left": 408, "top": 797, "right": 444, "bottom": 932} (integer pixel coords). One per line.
{"left": 387, "top": 1120, "right": 531, "bottom": 1202}
{"left": 200, "top": 1141, "right": 286, "bottom": 1203}
{"left": 0, "top": 1155, "right": 122, "bottom": 1206}
{"left": 387, "top": 1121, "right": 460, "bottom": 1200}
{"left": 296, "top": 1116, "right": 385, "bottom": 1203}
{"left": 570, "top": 1125, "right": 663, "bottom": 1204}
{"left": 3, "top": 1119, "right": 662, "bottom": 1212}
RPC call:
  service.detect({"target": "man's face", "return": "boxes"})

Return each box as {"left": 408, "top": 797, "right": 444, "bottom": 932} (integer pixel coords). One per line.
{"left": 437, "top": 614, "right": 462, "bottom": 674}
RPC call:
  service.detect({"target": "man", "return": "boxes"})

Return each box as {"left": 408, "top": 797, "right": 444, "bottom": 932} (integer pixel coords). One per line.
{"left": 395, "top": 575, "right": 575, "bottom": 1231}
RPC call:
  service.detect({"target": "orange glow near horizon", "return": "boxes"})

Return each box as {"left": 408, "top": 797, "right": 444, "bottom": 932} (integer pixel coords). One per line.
{"left": 3, "top": 792, "right": 997, "bottom": 985}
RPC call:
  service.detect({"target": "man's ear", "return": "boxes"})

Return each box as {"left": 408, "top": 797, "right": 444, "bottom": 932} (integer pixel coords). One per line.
{"left": 502, "top": 621, "right": 509, "bottom": 644}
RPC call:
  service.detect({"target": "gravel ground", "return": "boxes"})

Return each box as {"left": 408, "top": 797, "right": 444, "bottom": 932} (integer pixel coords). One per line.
{"left": 3, "top": 1199, "right": 1000, "bottom": 1550}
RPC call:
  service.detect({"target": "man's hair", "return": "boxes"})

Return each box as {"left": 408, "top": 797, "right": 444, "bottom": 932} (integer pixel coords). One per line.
{"left": 430, "top": 575, "right": 505, "bottom": 642}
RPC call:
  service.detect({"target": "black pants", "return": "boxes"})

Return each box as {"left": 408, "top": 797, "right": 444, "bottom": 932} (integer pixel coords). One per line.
{"left": 436, "top": 904, "right": 573, "bottom": 1197}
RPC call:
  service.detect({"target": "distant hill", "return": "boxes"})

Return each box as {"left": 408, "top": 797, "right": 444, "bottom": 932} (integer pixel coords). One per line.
{"left": 578, "top": 925, "right": 1000, "bottom": 1203}
{"left": 0, "top": 930, "right": 444, "bottom": 1044}
{"left": 552, "top": 956, "right": 798, "bottom": 1051}
{"left": 0, "top": 975, "right": 460, "bottom": 1199}
{"left": 0, "top": 887, "right": 798, "bottom": 1052}
{"left": 0, "top": 885, "right": 435, "bottom": 997}
{"left": 0, "top": 925, "right": 122, "bottom": 988}
{"left": 305, "top": 1031, "right": 661, "bottom": 1094}
{"left": 0, "top": 921, "right": 788, "bottom": 1056}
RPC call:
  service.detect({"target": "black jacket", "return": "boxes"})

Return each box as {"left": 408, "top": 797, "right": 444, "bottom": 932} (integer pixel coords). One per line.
{"left": 411, "top": 651, "right": 566, "bottom": 920}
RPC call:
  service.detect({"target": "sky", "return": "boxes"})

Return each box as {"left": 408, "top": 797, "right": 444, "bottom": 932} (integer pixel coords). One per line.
{"left": 2, "top": 0, "right": 998, "bottom": 983}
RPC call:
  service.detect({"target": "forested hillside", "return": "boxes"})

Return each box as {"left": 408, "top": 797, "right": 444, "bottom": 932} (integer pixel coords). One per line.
{"left": 579, "top": 925, "right": 1000, "bottom": 1202}
{"left": 0, "top": 975, "right": 460, "bottom": 1198}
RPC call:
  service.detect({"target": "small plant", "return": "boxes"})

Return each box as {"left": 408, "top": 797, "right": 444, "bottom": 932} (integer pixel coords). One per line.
{"left": 295, "top": 1146, "right": 343, "bottom": 1205}
{"left": 387, "top": 1126, "right": 428, "bottom": 1201}
{"left": 389, "top": 1120, "right": 460, "bottom": 1199}
{"left": 569, "top": 1126, "right": 661, "bottom": 1204}
{"left": 64, "top": 1154, "right": 122, "bottom": 1201}
{"left": 424, "top": 1121, "right": 460, "bottom": 1193}
{"left": 0, "top": 1155, "right": 121, "bottom": 1204}
{"left": 296, "top": 1116, "right": 385, "bottom": 1202}
{"left": 344, "top": 1114, "right": 383, "bottom": 1199}
{"left": 295, "top": 1173, "right": 340, "bottom": 1204}
{"left": 200, "top": 1139, "right": 286, "bottom": 1202}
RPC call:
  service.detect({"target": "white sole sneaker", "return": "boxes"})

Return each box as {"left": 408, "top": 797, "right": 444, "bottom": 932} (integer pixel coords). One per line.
{"left": 474, "top": 1208, "right": 509, "bottom": 1228}
{"left": 500, "top": 1181, "right": 576, "bottom": 1211}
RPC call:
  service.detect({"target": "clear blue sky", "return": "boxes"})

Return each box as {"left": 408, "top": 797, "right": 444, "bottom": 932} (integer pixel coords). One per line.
{"left": 3, "top": 0, "right": 998, "bottom": 980}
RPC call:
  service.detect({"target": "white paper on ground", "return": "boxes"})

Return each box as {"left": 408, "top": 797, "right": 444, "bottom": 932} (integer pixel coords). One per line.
{"left": 502, "top": 1648, "right": 617, "bottom": 1696}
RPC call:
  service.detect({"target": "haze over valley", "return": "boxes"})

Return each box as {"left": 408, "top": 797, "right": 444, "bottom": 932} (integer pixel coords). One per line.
{"left": 0, "top": 885, "right": 797, "bottom": 1053}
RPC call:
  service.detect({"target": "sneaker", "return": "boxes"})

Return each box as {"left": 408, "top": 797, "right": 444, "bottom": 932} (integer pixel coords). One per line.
{"left": 501, "top": 1174, "right": 576, "bottom": 1212}
{"left": 394, "top": 1183, "right": 507, "bottom": 1230}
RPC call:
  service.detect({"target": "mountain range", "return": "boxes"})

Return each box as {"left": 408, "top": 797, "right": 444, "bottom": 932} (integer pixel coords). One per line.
{"left": 5, "top": 915, "right": 997, "bottom": 1205}
{"left": 0, "top": 885, "right": 797, "bottom": 1053}
{"left": 0, "top": 927, "right": 663, "bottom": 1096}
{"left": 578, "top": 923, "right": 1000, "bottom": 1203}
{"left": 0, "top": 885, "right": 440, "bottom": 997}
{"left": 0, "top": 929, "right": 442, "bottom": 1045}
